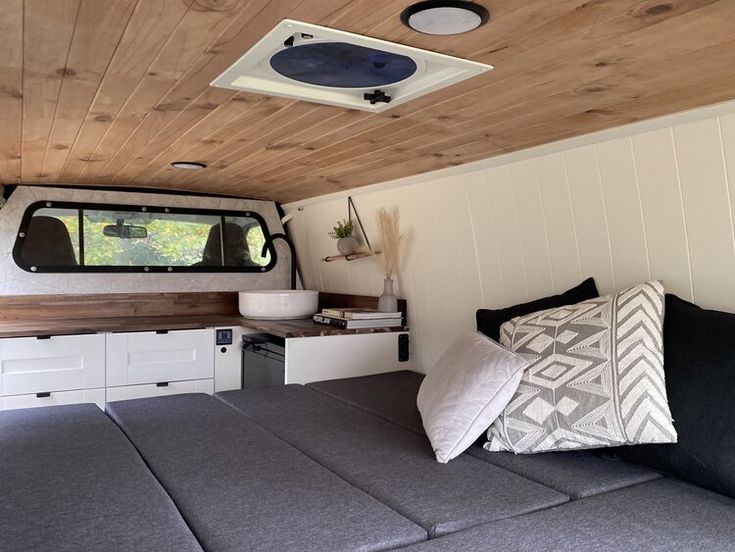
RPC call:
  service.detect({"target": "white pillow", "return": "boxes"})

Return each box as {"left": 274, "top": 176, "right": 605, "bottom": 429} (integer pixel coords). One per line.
{"left": 417, "top": 332, "right": 528, "bottom": 463}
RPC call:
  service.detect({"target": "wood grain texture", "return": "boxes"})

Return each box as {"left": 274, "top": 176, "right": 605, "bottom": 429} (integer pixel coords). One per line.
{"left": 0, "top": 291, "right": 239, "bottom": 321}
{"left": 2, "top": 0, "right": 733, "bottom": 201}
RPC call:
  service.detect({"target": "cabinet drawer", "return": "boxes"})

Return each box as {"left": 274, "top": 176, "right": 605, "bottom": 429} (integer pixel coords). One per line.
{"left": 105, "top": 378, "right": 214, "bottom": 402}
{"left": 106, "top": 329, "right": 214, "bottom": 387}
{"left": 0, "top": 334, "right": 105, "bottom": 396}
{"left": 1, "top": 387, "right": 105, "bottom": 411}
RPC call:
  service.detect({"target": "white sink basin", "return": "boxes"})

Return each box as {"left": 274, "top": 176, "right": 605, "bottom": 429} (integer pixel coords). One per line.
{"left": 239, "top": 290, "right": 319, "bottom": 320}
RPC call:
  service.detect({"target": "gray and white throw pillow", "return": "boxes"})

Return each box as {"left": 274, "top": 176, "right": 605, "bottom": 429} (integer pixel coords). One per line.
{"left": 486, "top": 281, "right": 677, "bottom": 454}
{"left": 418, "top": 332, "right": 527, "bottom": 463}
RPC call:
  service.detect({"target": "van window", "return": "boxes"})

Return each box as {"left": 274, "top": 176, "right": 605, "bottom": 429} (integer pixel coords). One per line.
{"left": 13, "top": 201, "right": 274, "bottom": 273}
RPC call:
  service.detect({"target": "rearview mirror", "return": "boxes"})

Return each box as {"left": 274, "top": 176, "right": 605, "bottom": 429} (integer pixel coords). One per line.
{"left": 103, "top": 224, "right": 148, "bottom": 239}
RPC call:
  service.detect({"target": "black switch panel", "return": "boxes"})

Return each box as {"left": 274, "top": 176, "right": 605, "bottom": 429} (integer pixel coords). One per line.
{"left": 216, "top": 329, "right": 233, "bottom": 346}
{"left": 398, "top": 333, "right": 409, "bottom": 362}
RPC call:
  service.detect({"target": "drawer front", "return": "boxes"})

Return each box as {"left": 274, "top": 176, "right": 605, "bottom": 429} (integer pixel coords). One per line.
{"left": 106, "top": 378, "right": 214, "bottom": 402}
{"left": 0, "top": 334, "right": 106, "bottom": 396}
{"left": 106, "top": 329, "right": 214, "bottom": 387}
{"left": 1, "top": 388, "right": 105, "bottom": 411}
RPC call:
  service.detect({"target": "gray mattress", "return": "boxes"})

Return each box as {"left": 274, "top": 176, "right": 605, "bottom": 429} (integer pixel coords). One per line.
{"left": 399, "top": 478, "right": 735, "bottom": 551}
{"left": 107, "top": 393, "right": 425, "bottom": 552}
{"left": 216, "top": 385, "right": 568, "bottom": 538}
{"left": 309, "top": 370, "right": 662, "bottom": 499}
{"left": 0, "top": 404, "right": 202, "bottom": 552}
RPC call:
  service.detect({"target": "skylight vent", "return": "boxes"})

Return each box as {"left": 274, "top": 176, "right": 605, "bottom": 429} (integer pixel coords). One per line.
{"left": 210, "top": 20, "right": 493, "bottom": 113}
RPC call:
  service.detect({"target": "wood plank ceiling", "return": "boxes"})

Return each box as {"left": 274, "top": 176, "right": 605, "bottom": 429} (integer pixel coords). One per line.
{"left": 1, "top": 0, "right": 733, "bottom": 203}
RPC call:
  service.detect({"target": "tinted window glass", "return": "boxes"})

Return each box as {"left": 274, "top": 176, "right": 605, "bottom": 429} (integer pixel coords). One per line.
{"left": 14, "top": 201, "right": 274, "bottom": 273}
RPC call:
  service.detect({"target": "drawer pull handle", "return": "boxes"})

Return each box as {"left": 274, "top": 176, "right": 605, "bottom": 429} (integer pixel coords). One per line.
{"left": 155, "top": 330, "right": 169, "bottom": 335}
{"left": 36, "top": 335, "right": 51, "bottom": 340}
{"left": 36, "top": 392, "right": 51, "bottom": 398}
{"left": 156, "top": 382, "right": 169, "bottom": 388}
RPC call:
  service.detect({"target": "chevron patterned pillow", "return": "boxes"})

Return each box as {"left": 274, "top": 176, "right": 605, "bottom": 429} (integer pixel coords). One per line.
{"left": 485, "top": 280, "right": 677, "bottom": 454}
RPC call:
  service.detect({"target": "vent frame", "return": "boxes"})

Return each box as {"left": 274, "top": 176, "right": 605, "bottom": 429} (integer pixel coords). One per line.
{"left": 210, "top": 19, "right": 493, "bottom": 113}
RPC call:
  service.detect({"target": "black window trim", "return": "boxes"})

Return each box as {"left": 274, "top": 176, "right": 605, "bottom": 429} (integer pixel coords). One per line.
{"left": 13, "top": 200, "right": 278, "bottom": 274}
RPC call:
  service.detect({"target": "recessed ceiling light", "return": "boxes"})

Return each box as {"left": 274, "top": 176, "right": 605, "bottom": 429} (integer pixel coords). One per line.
{"left": 401, "top": 1, "right": 490, "bottom": 35}
{"left": 170, "top": 161, "right": 207, "bottom": 170}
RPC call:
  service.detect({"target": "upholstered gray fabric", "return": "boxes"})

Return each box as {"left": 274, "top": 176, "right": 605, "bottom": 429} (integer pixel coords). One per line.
{"left": 0, "top": 404, "right": 202, "bottom": 552}
{"left": 466, "top": 447, "right": 661, "bottom": 499}
{"left": 399, "top": 478, "right": 735, "bottom": 551}
{"left": 309, "top": 370, "right": 662, "bottom": 499}
{"left": 307, "top": 370, "right": 425, "bottom": 435}
{"left": 107, "top": 393, "right": 425, "bottom": 552}
{"left": 217, "top": 385, "right": 568, "bottom": 537}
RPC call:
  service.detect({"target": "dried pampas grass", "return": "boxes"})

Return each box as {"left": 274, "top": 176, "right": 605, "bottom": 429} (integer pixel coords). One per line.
{"left": 376, "top": 207, "right": 403, "bottom": 280}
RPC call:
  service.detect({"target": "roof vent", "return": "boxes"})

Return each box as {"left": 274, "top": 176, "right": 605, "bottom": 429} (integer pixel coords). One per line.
{"left": 210, "top": 20, "right": 492, "bottom": 112}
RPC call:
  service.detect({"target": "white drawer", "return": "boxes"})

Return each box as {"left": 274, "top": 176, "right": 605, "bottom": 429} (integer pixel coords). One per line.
{"left": 105, "top": 378, "right": 214, "bottom": 402}
{"left": 0, "top": 334, "right": 106, "bottom": 396}
{"left": 1, "top": 387, "right": 105, "bottom": 411}
{"left": 106, "top": 329, "right": 214, "bottom": 387}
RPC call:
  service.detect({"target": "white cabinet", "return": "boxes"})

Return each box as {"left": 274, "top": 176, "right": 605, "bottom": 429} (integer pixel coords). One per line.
{"left": 0, "top": 334, "right": 105, "bottom": 397}
{"left": 106, "top": 378, "right": 214, "bottom": 402}
{"left": 106, "top": 329, "right": 214, "bottom": 387}
{"left": 284, "top": 332, "right": 409, "bottom": 384}
{"left": 1, "top": 388, "right": 106, "bottom": 411}
{"left": 214, "top": 326, "right": 246, "bottom": 392}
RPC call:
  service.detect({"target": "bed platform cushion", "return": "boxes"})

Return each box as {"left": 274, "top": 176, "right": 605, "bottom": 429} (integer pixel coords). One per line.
{"left": 0, "top": 404, "right": 202, "bottom": 552}
{"left": 398, "top": 478, "right": 735, "bottom": 551}
{"left": 307, "top": 369, "right": 425, "bottom": 435}
{"left": 106, "top": 393, "right": 425, "bottom": 552}
{"left": 308, "top": 370, "right": 662, "bottom": 499}
{"left": 217, "top": 385, "right": 568, "bottom": 538}
{"left": 466, "top": 447, "right": 661, "bottom": 499}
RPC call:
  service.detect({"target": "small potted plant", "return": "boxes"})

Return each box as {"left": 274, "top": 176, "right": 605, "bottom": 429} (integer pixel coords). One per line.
{"left": 329, "top": 219, "right": 360, "bottom": 255}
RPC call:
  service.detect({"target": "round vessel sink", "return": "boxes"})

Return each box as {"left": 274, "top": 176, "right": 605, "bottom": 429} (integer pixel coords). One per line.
{"left": 239, "top": 290, "right": 319, "bottom": 320}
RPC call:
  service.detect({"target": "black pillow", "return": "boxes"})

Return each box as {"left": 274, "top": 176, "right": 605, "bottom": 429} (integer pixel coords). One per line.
{"left": 476, "top": 277, "right": 599, "bottom": 341}
{"left": 620, "top": 294, "right": 735, "bottom": 498}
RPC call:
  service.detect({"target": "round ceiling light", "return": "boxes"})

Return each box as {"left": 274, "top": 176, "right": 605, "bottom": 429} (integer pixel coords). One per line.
{"left": 401, "top": 1, "right": 490, "bottom": 35}
{"left": 170, "top": 161, "right": 207, "bottom": 170}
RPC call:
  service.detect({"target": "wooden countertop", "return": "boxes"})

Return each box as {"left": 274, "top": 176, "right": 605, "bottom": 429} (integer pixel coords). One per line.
{"left": 0, "top": 315, "right": 408, "bottom": 339}
{"left": 238, "top": 317, "right": 408, "bottom": 338}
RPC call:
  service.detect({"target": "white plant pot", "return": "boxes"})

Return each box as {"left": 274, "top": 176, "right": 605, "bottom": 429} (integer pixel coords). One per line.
{"left": 336, "top": 236, "right": 360, "bottom": 255}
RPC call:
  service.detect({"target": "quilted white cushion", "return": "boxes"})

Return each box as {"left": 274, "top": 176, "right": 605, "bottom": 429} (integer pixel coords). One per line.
{"left": 417, "top": 332, "right": 528, "bottom": 463}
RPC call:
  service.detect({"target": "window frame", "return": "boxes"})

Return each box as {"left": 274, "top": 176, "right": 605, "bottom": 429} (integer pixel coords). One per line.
{"left": 13, "top": 200, "right": 278, "bottom": 274}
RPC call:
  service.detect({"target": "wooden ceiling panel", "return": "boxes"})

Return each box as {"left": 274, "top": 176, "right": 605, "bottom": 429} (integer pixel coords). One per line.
{"left": 2, "top": 0, "right": 733, "bottom": 202}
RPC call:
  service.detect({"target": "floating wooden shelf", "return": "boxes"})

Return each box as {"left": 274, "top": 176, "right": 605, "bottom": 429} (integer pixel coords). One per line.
{"left": 322, "top": 197, "right": 380, "bottom": 263}
{"left": 322, "top": 251, "right": 379, "bottom": 263}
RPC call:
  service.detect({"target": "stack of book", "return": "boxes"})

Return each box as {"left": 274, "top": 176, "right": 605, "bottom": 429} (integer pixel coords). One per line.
{"left": 313, "top": 307, "right": 403, "bottom": 329}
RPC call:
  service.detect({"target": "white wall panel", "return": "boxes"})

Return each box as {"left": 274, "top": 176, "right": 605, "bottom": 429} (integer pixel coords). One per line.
{"left": 632, "top": 128, "right": 693, "bottom": 301}
{"left": 509, "top": 160, "right": 554, "bottom": 298}
{"left": 535, "top": 154, "right": 582, "bottom": 291}
{"left": 286, "top": 101, "right": 735, "bottom": 372}
{"left": 673, "top": 118, "right": 735, "bottom": 311}
{"left": 596, "top": 137, "right": 651, "bottom": 289}
{"left": 564, "top": 146, "right": 616, "bottom": 293}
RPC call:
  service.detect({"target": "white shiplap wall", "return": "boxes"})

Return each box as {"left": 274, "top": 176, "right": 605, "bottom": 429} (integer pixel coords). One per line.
{"left": 285, "top": 101, "right": 735, "bottom": 373}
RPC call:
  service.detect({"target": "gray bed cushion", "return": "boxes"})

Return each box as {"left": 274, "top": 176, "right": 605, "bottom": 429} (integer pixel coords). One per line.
{"left": 399, "top": 478, "right": 735, "bottom": 551}
{"left": 106, "top": 393, "right": 425, "bottom": 552}
{"left": 465, "top": 447, "right": 662, "bottom": 499}
{"left": 307, "top": 370, "right": 426, "bottom": 435}
{"left": 217, "top": 385, "right": 567, "bottom": 538}
{"left": 0, "top": 404, "right": 202, "bottom": 552}
{"left": 308, "top": 370, "right": 662, "bottom": 499}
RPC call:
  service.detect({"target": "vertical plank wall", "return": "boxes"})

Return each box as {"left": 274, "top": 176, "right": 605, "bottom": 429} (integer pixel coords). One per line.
{"left": 285, "top": 101, "right": 735, "bottom": 373}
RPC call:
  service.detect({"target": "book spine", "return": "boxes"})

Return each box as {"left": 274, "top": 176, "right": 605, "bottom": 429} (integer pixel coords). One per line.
{"left": 312, "top": 314, "right": 349, "bottom": 328}
{"left": 320, "top": 309, "right": 344, "bottom": 317}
